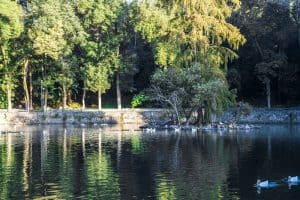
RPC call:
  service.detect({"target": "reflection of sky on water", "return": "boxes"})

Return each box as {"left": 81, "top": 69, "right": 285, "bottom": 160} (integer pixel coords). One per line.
{"left": 0, "top": 125, "right": 300, "bottom": 199}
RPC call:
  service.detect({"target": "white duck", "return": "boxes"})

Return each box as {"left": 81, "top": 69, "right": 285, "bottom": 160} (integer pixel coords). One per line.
{"left": 288, "top": 176, "right": 299, "bottom": 183}
{"left": 256, "top": 179, "right": 269, "bottom": 187}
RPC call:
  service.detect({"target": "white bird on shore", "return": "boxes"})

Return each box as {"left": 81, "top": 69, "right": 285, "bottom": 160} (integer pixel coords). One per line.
{"left": 191, "top": 127, "right": 197, "bottom": 133}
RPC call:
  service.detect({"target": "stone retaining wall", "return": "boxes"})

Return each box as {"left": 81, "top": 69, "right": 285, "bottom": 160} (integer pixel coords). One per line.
{"left": 0, "top": 109, "right": 170, "bottom": 126}
{"left": 2, "top": 107, "right": 300, "bottom": 126}
{"left": 218, "top": 107, "right": 300, "bottom": 124}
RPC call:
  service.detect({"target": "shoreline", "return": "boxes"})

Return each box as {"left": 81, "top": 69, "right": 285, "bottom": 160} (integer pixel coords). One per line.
{"left": 0, "top": 107, "right": 300, "bottom": 126}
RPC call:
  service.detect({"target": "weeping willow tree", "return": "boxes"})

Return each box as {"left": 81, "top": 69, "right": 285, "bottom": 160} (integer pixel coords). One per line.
{"left": 135, "top": 0, "right": 246, "bottom": 124}
{"left": 135, "top": 0, "right": 246, "bottom": 68}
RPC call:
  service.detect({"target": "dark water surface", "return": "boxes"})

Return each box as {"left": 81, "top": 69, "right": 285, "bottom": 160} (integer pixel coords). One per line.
{"left": 1, "top": 125, "right": 300, "bottom": 199}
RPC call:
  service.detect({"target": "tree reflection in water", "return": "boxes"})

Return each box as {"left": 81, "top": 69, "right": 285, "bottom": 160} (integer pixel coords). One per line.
{"left": 0, "top": 125, "right": 300, "bottom": 199}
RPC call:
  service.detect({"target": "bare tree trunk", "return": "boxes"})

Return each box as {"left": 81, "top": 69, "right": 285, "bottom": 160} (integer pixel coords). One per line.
{"left": 174, "top": 108, "right": 180, "bottom": 126}
{"left": 7, "top": 83, "right": 12, "bottom": 112}
{"left": 254, "top": 37, "right": 264, "bottom": 58}
{"left": 116, "top": 72, "right": 121, "bottom": 110}
{"left": 29, "top": 70, "right": 33, "bottom": 110}
{"left": 82, "top": 88, "right": 86, "bottom": 110}
{"left": 23, "top": 58, "right": 30, "bottom": 112}
{"left": 170, "top": 103, "right": 180, "bottom": 126}
{"left": 266, "top": 80, "right": 271, "bottom": 109}
{"left": 62, "top": 83, "right": 67, "bottom": 110}
{"left": 67, "top": 90, "right": 72, "bottom": 106}
{"left": 43, "top": 89, "right": 48, "bottom": 112}
{"left": 98, "top": 90, "right": 102, "bottom": 111}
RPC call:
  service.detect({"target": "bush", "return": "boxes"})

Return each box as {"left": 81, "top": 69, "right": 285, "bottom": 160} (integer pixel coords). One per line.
{"left": 131, "top": 92, "right": 148, "bottom": 108}
{"left": 68, "top": 102, "right": 81, "bottom": 109}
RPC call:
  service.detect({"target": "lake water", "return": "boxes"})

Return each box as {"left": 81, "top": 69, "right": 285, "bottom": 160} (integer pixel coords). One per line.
{"left": 1, "top": 125, "right": 300, "bottom": 199}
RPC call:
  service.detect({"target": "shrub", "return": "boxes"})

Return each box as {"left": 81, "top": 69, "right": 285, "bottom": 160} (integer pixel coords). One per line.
{"left": 131, "top": 92, "right": 148, "bottom": 108}
{"left": 68, "top": 102, "right": 81, "bottom": 109}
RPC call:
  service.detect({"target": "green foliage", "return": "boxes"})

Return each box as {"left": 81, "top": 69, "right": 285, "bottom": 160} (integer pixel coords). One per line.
{"left": 0, "top": 0, "right": 23, "bottom": 110}
{"left": 0, "top": 0, "right": 23, "bottom": 44}
{"left": 28, "top": 0, "right": 85, "bottom": 59}
{"left": 84, "top": 62, "right": 111, "bottom": 94}
{"left": 0, "top": 89, "right": 7, "bottom": 109}
{"left": 134, "top": 0, "right": 246, "bottom": 68}
{"left": 148, "top": 64, "right": 235, "bottom": 124}
{"left": 3, "top": 0, "right": 299, "bottom": 111}
{"left": 131, "top": 135, "right": 145, "bottom": 154}
{"left": 68, "top": 102, "right": 82, "bottom": 109}
{"left": 134, "top": 0, "right": 245, "bottom": 122}
{"left": 131, "top": 92, "right": 148, "bottom": 108}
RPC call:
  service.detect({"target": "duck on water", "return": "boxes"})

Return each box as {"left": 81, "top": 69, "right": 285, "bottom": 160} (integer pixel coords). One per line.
{"left": 255, "top": 180, "right": 279, "bottom": 188}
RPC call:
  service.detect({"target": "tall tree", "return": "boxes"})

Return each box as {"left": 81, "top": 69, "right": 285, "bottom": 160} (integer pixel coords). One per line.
{"left": 28, "top": 0, "right": 85, "bottom": 110}
{"left": 134, "top": 0, "right": 245, "bottom": 121}
{"left": 0, "top": 0, "right": 23, "bottom": 111}
{"left": 232, "top": 0, "right": 297, "bottom": 106}
{"left": 115, "top": 2, "right": 139, "bottom": 109}
{"left": 75, "top": 0, "right": 123, "bottom": 110}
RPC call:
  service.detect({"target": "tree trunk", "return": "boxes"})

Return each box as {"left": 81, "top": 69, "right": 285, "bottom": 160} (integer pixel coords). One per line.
{"left": 116, "top": 72, "right": 121, "bottom": 110}
{"left": 266, "top": 80, "right": 271, "bottom": 109}
{"left": 43, "top": 89, "right": 48, "bottom": 112}
{"left": 195, "top": 107, "right": 203, "bottom": 126}
{"left": 23, "top": 58, "right": 30, "bottom": 112}
{"left": 254, "top": 37, "right": 264, "bottom": 58}
{"left": 29, "top": 70, "right": 33, "bottom": 110}
{"left": 170, "top": 103, "right": 180, "bottom": 126}
{"left": 67, "top": 90, "right": 72, "bottom": 106}
{"left": 7, "top": 83, "right": 12, "bottom": 112}
{"left": 98, "top": 90, "right": 102, "bottom": 111}
{"left": 62, "top": 83, "right": 67, "bottom": 110}
{"left": 82, "top": 88, "right": 86, "bottom": 110}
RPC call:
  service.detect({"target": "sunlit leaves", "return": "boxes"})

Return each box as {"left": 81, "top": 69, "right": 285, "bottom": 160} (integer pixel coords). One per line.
{"left": 85, "top": 62, "right": 111, "bottom": 94}
{"left": 28, "top": 0, "right": 85, "bottom": 59}
{"left": 135, "top": 0, "right": 246, "bottom": 68}
{"left": 0, "top": 0, "right": 23, "bottom": 43}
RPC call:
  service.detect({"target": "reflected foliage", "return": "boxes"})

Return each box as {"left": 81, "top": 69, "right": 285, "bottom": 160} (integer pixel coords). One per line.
{"left": 1, "top": 126, "right": 300, "bottom": 199}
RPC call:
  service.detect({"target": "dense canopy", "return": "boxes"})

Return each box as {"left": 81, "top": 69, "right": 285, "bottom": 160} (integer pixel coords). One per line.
{"left": 0, "top": 0, "right": 300, "bottom": 123}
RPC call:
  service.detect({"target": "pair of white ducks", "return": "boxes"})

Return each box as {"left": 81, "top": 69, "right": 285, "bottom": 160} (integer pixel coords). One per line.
{"left": 256, "top": 176, "right": 299, "bottom": 188}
